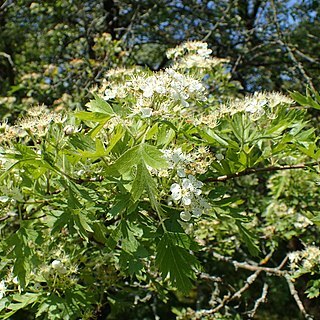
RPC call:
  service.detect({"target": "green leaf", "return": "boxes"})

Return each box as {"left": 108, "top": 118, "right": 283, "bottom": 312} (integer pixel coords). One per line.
{"left": 91, "top": 222, "right": 107, "bottom": 244}
{"left": 121, "top": 223, "right": 140, "bottom": 253}
{"left": 104, "top": 125, "right": 125, "bottom": 155}
{"left": 86, "top": 93, "right": 115, "bottom": 115}
{"left": 131, "top": 162, "right": 146, "bottom": 202}
{"left": 128, "top": 256, "right": 144, "bottom": 275}
{"left": 108, "top": 143, "right": 166, "bottom": 177}
{"left": 76, "top": 138, "right": 109, "bottom": 158}
{"left": 290, "top": 91, "right": 310, "bottom": 106}
{"left": 198, "top": 128, "right": 229, "bottom": 146}
{"left": 0, "top": 298, "right": 10, "bottom": 312}
{"left": 109, "top": 193, "right": 132, "bottom": 217}
{"left": 140, "top": 143, "right": 167, "bottom": 169}
{"left": 236, "top": 222, "right": 260, "bottom": 256}
{"left": 306, "top": 279, "right": 320, "bottom": 299}
{"left": 69, "top": 133, "right": 96, "bottom": 152}
{"left": 73, "top": 211, "right": 94, "bottom": 240}
{"left": 157, "top": 124, "right": 176, "bottom": 146}
{"left": 7, "top": 227, "right": 36, "bottom": 290}
{"left": 290, "top": 90, "right": 320, "bottom": 110}
{"left": 141, "top": 163, "right": 161, "bottom": 212}
{"left": 156, "top": 233, "right": 200, "bottom": 293}
{"left": 74, "top": 111, "right": 111, "bottom": 123}
{"left": 110, "top": 145, "right": 140, "bottom": 174}
{"left": 8, "top": 293, "right": 39, "bottom": 311}
{"left": 106, "top": 225, "right": 122, "bottom": 250}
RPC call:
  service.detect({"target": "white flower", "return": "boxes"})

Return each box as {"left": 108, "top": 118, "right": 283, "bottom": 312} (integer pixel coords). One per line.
{"left": 140, "top": 76, "right": 165, "bottom": 98}
{"left": 63, "top": 124, "right": 81, "bottom": 135}
{"left": 0, "top": 280, "right": 6, "bottom": 299}
{"left": 141, "top": 85, "right": 154, "bottom": 98}
{"left": 288, "top": 252, "right": 299, "bottom": 263}
{"left": 104, "top": 88, "right": 116, "bottom": 100}
{"left": 170, "top": 175, "right": 203, "bottom": 207}
{"left": 51, "top": 260, "right": 67, "bottom": 274}
{"left": 187, "top": 174, "right": 203, "bottom": 191}
{"left": 187, "top": 80, "right": 205, "bottom": 93}
{"left": 170, "top": 183, "right": 192, "bottom": 205}
{"left": 216, "top": 153, "right": 224, "bottom": 161}
{"left": 177, "top": 168, "right": 186, "bottom": 177}
{"left": 197, "top": 48, "right": 212, "bottom": 57}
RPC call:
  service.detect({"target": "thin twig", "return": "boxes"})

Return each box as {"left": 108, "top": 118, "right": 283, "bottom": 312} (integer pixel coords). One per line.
{"left": 199, "top": 273, "right": 222, "bottom": 282}
{"left": 205, "top": 162, "right": 319, "bottom": 183}
{"left": 270, "top": 0, "right": 316, "bottom": 91}
{"left": 0, "top": 52, "right": 15, "bottom": 68}
{"left": 0, "top": 214, "right": 11, "bottom": 222}
{"left": 198, "top": 270, "right": 261, "bottom": 316}
{"left": 0, "top": 0, "right": 14, "bottom": 13}
{"left": 246, "top": 283, "right": 269, "bottom": 318}
{"left": 202, "top": 2, "right": 233, "bottom": 42}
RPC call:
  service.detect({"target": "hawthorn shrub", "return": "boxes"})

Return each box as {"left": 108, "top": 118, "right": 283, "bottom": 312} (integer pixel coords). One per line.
{"left": 0, "top": 42, "right": 319, "bottom": 319}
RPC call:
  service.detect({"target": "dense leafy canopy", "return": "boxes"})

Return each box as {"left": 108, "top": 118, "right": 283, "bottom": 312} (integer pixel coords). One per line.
{"left": 0, "top": 1, "right": 320, "bottom": 319}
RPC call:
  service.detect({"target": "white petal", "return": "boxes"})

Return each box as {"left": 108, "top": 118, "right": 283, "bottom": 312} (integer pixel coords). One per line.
{"left": 177, "top": 169, "right": 186, "bottom": 178}
{"left": 170, "top": 184, "right": 182, "bottom": 200}
{"left": 182, "top": 195, "right": 192, "bottom": 206}
{"left": 180, "top": 211, "right": 191, "bottom": 222}
{"left": 182, "top": 179, "right": 192, "bottom": 190}
{"left": 142, "top": 86, "right": 154, "bottom": 98}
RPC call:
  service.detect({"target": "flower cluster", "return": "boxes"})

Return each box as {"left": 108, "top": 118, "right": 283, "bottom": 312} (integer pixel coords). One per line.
{"left": 51, "top": 259, "right": 67, "bottom": 274}
{"left": 102, "top": 67, "right": 206, "bottom": 118}
{"left": 289, "top": 246, "right": 320, "bottom": 277}
{"left": 0, "top": 105, "right": 67, "bottom": 143}
{"left": 162, "top": 148, "right": 211, "bottom": 222}
{"left": 166, "top": 41, "right": 213, "bottom": 60}
{"left": 166, "top": 41, "right": 227, "bottom": 70}
{"left": 220, "top": 92, "right": 294, "bottom": 121}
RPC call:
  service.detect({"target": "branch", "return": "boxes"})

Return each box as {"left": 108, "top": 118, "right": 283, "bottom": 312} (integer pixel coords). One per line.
{"left": 197, "top": 270, "right": 261, "bottom": 317}
{"left": 0, "top": 214, "right": 11, "bottom": 222}
{"left": 201, "top": 2, "right": 233, "bottom": 42}
{"left": 205, "top": 162, "right": 319, "bottom": 183}
{"left": 0, "top": 52, "right": 14, "bottom": 67}
{"left": 270, "top": 0, "right": 316, "bottom": 91}
{"left": 195, "top": 252, "right": 278, "bottom": 317}
{"left": 199, "top": 272, "right": 222, "bottom": 283}
{"left": 285, "top": 274, "right": 314, "bottom": 320}
{"left": 213, "top": 252, "right": 315, "bottom": 319}
{"left": 246, "top": 282, "right": 269, "bottom": 318}
{"left": 212, "top": 252, "right": 288, "bottom": 276}
{"left": 0, "top": 0, "right": 14, "bottom": 13}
